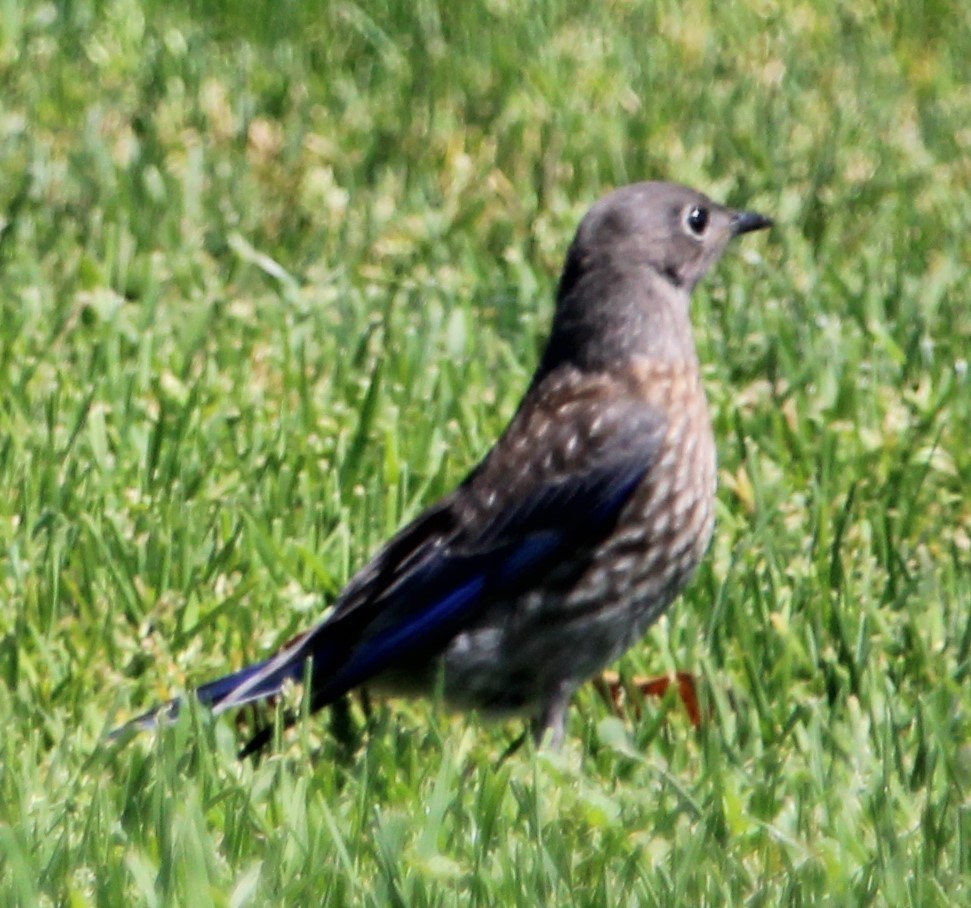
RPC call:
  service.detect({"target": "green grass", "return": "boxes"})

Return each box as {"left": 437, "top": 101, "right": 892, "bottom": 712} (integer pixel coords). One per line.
{"left": 2, "top": 0, "right": 970, "bottom": 904}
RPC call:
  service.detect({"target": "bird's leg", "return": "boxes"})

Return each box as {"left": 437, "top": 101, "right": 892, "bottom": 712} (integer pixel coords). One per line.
{"left": 594, "top": 670, "right": 703, "bottom": 728}
{"left": 357, "top": 687, "right": 373, "bottom": 720}
{"left": 495, "top": 729, "right": 529, "bottom": 767}
{"left": 329, "top": 694, "right": 361, "bottom": 759}
{"left": 532, "top": 681, "right": 574, "bottom": 749}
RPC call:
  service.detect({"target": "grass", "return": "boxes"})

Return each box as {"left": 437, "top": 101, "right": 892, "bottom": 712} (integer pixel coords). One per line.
{"left": 1, "top": 0, "right": 970, "bottom": 904}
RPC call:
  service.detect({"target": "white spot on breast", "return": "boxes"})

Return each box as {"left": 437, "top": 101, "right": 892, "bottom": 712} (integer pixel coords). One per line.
{"left": 563, "top": 434, "right": 579, "bottom": 459}
{"left": 671, "top": 489, "right": 694, "bottom": 517}
{"left": 611, "top": 524, "right": 648, "bottom": 548}
{"left": 681, "top": 432, "right": 697, "bottom": 462}
{"left": 649, "top": 475, "right": 672, "bottom": 505}
{"left": 608, "top": 553, "right": 636, "bottom": 577}
{"left": 658, "top": 446, "right": 678, "bottom": 472}
{"left": 650, "top": 508, "right": 671, "bottom": 540}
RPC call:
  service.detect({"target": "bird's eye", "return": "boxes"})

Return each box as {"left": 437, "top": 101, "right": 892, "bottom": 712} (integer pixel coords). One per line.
{"left": 686, "top": 206, "right": 709, "bottom": 236}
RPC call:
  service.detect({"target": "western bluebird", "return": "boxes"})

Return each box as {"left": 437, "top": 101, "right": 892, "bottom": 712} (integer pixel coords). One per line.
{"left": 114, "top": 182, "right": 772, "bottom": 754}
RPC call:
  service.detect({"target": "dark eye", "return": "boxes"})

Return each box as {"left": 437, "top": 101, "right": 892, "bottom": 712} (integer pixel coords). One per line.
{"left": 686, "top": 205, "right": 709, "bottom": 236}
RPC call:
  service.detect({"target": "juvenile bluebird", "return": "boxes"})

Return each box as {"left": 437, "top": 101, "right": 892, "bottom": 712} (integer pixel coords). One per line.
{"left": 114, "top": 182, "right": 772, "bottom": 755}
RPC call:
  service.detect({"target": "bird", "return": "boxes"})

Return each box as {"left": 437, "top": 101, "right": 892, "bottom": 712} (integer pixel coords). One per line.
{"left": 112, "top": 181, "right": 772, "bottom": 756}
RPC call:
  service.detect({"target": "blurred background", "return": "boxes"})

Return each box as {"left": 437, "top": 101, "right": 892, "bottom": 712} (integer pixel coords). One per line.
{"left": 0, "top": 1, "right": 968, "bottom": 904}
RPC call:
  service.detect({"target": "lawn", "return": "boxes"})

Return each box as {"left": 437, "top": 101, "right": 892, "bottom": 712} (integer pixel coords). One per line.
{"left": 1, "top": 0, "right": 969, "bottom": 904}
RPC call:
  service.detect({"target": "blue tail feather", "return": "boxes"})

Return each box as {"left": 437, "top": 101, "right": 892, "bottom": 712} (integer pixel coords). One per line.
{"left": 108, "top": 653, "right": 295, "bottom": 739}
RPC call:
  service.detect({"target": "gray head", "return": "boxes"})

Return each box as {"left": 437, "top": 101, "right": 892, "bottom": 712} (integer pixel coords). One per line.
{"left": 536, "top": 181, "right": 772, "bottom": 376}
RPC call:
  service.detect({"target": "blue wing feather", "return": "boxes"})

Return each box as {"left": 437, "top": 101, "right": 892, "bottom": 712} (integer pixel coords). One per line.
{"left": 283, "top": 456, "right": 649, "bottom": 709}
{"left": 111, "top": 399, "right": 664, "bottom": 753}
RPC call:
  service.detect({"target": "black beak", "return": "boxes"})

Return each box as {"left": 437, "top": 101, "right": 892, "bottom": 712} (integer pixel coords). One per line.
{"left": 731, "top": 210, "right": 774, "bottom": 236}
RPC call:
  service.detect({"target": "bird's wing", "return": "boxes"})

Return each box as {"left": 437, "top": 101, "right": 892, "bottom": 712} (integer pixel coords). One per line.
{"left": 217, "top": 391, "right": 667, "bottom": 725}
{"left": 111, "top": 385, "right": 668, "bottom": 752}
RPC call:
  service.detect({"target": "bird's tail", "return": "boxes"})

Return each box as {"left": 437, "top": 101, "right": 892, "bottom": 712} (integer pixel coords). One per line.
{"left": 107, "top": 635, "right": 312, "bottom": 741}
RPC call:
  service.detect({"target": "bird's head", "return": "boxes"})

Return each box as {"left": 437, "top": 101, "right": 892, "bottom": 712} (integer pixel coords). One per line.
{"left": 537, "top": 182, "right": 772, "bottom": 376}
{"left": 563, "top": 181, "right": 773, "bottom": 296}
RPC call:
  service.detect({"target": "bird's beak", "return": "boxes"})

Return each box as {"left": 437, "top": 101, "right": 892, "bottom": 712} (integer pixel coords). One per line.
{"left": 730, "top": 210, "right": 773, "bottom": 236}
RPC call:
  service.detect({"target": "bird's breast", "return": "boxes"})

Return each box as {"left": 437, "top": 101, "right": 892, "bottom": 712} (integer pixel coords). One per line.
{"left": 417, "top": 358, "right": 718, "bottom": 716}
{"left": 622, "top": 358, "right": 717, "bottom": 597}
{"left": 535, "top": 358, "right": 715, "bottom": 641}
{"left": 493, "top": 358, "right": 717, "bottom": 688}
